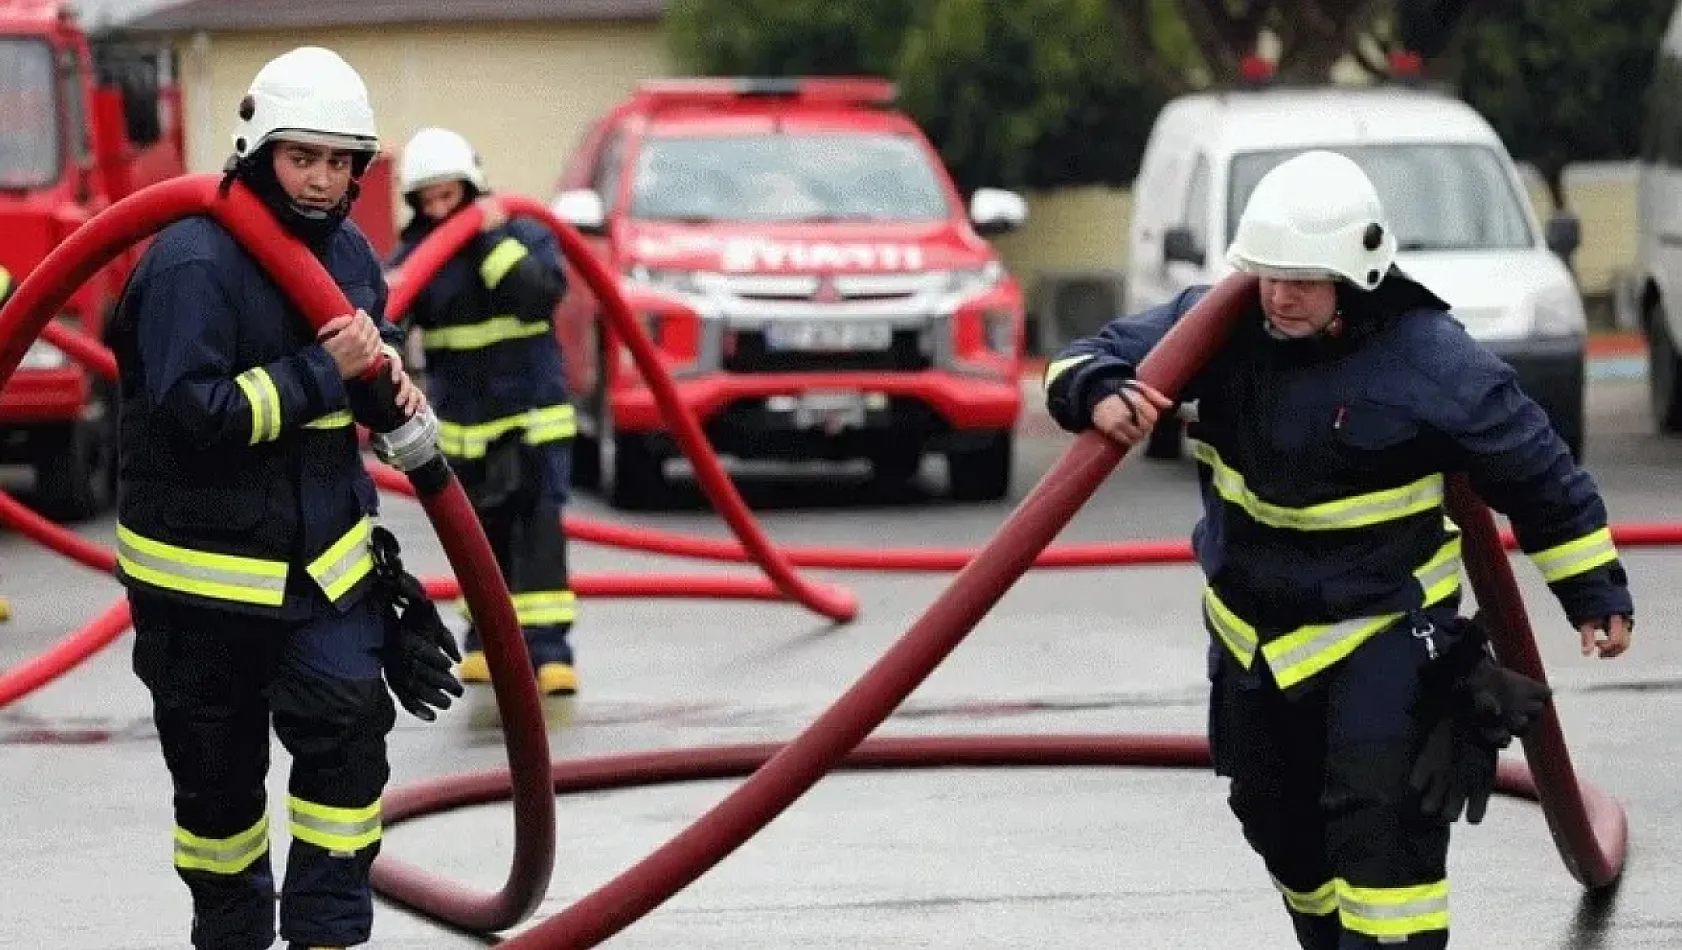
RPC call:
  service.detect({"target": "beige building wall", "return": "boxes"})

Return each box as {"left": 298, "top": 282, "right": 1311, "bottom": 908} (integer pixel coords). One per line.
{"left": 173, "top": 21, "right": 672, "bottom": 215}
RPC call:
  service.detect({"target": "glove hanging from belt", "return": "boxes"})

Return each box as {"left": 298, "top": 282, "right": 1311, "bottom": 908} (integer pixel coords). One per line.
{"left": 1408, "top": 612, "right": 1553, "bottom": 825}
{"left": 370, "top": 524, "right": 464, "bottom": 722}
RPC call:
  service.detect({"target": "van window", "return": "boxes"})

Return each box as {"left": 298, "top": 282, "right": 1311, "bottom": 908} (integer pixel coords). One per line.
{"left": 0, "top": 38, "right": 61, "bottom": 188}
{"left": 1227, "top": 144, "right": 1535, "bottom": 251}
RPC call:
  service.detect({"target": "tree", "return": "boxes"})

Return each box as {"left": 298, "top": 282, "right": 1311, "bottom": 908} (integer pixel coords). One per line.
{"left": 664, "top": 0, "right": 1167, "bottom": 192}
{"left": 1450, "top": 0, "right": 1673, "bottom": 209}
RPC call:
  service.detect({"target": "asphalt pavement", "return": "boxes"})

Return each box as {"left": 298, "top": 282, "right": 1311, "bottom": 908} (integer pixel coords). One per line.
{"left": 2, "top": 371, "right": 1679, "bottom": 949}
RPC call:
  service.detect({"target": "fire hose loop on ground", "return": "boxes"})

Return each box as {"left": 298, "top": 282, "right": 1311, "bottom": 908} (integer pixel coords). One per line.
{"left": 0, "top": 182, "right": 1631, "bottom": 947}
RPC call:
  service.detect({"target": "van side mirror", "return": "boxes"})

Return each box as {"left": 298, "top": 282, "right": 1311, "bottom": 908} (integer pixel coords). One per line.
{"left": 1163, "top": 225, "right": 1205, "bottom": 266}
{"left": 551, "top": 188, "right": 607, "bottom": 236}
{"left": 969, "top": 187, "right": 1027, "bottom": 236}
{"left": 1545, "top": 211, "right": 1581, "bottom": 260}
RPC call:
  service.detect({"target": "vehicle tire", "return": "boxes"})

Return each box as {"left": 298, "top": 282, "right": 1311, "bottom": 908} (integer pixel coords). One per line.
{"left": 947, "top": 431, "right": 1012, "bottom": 502}
{"left": 1646, "top": 301, "right": 1682, "bottom": 434}
{"left": 868, "top": 445, "right": 922, "bottom": 485}
{"left": 1143, "top": 414, "right": 1184, "bottom": 460}
{"left": 34, "top": 391, "right": 116, "bottom": 523}
{"left": 570, "top": 430, "right": 601, "bottom": 491}
{"left": 607, "top": 429, "right": 670, "bottom": 510}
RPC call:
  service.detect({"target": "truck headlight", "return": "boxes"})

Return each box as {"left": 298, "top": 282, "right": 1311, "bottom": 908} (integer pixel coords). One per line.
{"left": 19, "top": 340, "right": 67, "bottom": 370}
{"left": 933, "top": 261, "right": 1004, "bottom": 297}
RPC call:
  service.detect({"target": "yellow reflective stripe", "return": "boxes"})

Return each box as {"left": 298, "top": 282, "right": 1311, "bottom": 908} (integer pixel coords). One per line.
{"left": 1274, "top": 877, "right": 1338, "bottom": 916}
{"left": 419, "top": 315, "right": 550, "bottom": 351}
{"left": 233, "top": 367, "right": 282, "bottom": 445}
{"left": 116, "top": 523, "right": 288, "bottom": 607}
{"left": 480, "top": 236, "right": 530, "bottom": 289}
{"left": 438, "top": 404, "right": 577, "bottom": 459}
{"left": 512, "top": 590, "right": 577, "bottom": 626}
{"left": 306, "top": 517, "right": 374, "bottom": 603}
{"left": 173, "top": 814, "right": 269, "bottom": 875}
{"left": 1260, "top": 537, "right": 1463, "bottom": 689}
{"left": 1201, "top": 587, "right": 1261, "bottom": 669}
{"left": 288, "top": 796, "right": 381, "bottom": 854}
{"left": 1530, "top": 526, "right": 1618, "bottom": 583}
{"left": 1205, "top": 536, "right": 1463, "bottom": 688}
{"left": 1042, "top": 353, "right": 1094, "bottom": 390}
{"left": 1190, "top": 440, "right": 1443, "bottom": 532}
{"left": 1337, "top": 879, "right": 1449, "bottom": 938}
{"left": 303, "top": 411, "right": 354, "bottom": 429}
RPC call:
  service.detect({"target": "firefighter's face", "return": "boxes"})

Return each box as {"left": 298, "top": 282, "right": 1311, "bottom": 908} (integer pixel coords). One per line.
{"left": 272, "top": 142, "right": 356, "bottom": 210}
{"left": 1259, "top": 277, "right": 1338, "bottom": 338}
{"left": 416, "top": 181, "right": 468, "bottom": 222}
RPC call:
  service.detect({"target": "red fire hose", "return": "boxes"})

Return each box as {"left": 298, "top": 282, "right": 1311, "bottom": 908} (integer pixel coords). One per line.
{"left": 0, "top": 178, "right": 1633, "bottom": 947}
{"left": 382, "top": 196, "right": 856, "bottom": 625}
{"left": 0, "top": 174, "right": 555, "bottom": 933}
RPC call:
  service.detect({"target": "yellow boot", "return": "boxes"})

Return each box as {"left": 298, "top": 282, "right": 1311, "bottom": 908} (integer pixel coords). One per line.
{"left": 457, "top": 650, "right": 491, "bottom": 684}
{"left": 0, "top": 595, "right": 10, "bottom": 623}
{"left": 537, "top": 662, "right": 578, "bottom": 696}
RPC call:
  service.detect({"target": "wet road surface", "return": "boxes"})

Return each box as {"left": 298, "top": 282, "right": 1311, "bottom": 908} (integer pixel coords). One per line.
{"left": 2, "top": 375, "right": 1680, "bottom": 949}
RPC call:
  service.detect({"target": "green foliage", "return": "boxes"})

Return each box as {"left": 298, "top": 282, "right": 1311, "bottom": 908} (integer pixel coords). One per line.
{"left": 1452, "top": 0, "right": 1674, "bottom": 205}
{"left": 664, "top": 0, "right": 1166, "bottom": 192}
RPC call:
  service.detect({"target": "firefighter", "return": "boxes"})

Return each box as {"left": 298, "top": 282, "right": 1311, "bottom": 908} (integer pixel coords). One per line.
{"left": 1043, "top": 150, "right": 1633, "bottom": 949}
{"left": 108, "top": 46, "right": 463, "bottom": 950}
{"left": 387, "top": 126, "right": 580, "bottom": 696}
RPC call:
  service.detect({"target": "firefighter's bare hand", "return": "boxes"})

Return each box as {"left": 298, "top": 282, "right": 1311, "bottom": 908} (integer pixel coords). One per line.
{"left": 1578, "top": 614, "right": 1632, "bottom": 659}
{"left": 478, "top": 196, "right": 507, "bottom": 232}
{"left": 319, "top": 309, "right": 382, "bottom": 380}
{"left": 1091, "top": 381, "right": 1173, "bottom": 448}
{"left": 388, "top": 355, "right": 427, "bottom": 418}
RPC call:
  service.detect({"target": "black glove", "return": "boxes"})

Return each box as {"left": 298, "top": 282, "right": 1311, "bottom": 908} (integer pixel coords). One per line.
{"left": 370, "top": 525, "right": 464, "bottom": 722}
{"left": 1410, "top": 710, "right": 1500, "bottom": 824}
{"left": 1408, "top": 613, "right": 1553, "bottom": 825}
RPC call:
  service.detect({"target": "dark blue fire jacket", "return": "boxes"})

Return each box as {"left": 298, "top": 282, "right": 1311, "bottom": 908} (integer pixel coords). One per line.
{"left": 1044, "top": 279, "right": 1633, "bottom": 689}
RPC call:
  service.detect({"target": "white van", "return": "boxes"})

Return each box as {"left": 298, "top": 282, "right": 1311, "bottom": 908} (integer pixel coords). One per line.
{"left": 1634, "top": 0, "right": 1682, "bottom": 432}
{"left": 1126, "top": 82, "right": 1589, "bottom": 459}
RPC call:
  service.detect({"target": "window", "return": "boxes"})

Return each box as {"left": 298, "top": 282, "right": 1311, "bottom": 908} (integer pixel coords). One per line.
{"left": 628, "top": 132, "right": 953, "bottom": 223}
{"left": 1227, "top": 143, "right": 1536, "bottom": 251}
{"left": 0, "top": 38, "right": 62, "bottom": 188}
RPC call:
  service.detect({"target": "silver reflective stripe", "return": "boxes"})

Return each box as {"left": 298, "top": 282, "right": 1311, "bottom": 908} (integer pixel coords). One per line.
{"left": 1530, "top": 527, "right": 1618, "bottom": 582}
{"left": 116, "top": 524, "right": 288, "bottom": 607}
{"left": 1339, "top": 891, "right": 1449, "bottom": 921}
{"left": 307, "top": 518, "right": 373, "bottom": 603}
{"left": 233, "top": 367, "right": 281, "bottom": 444}
{"left": 290, "top": 811, "right": 380, "bottom": 842}
{"left": 1191, "top": 440, "right": 1443, "bottom": 531}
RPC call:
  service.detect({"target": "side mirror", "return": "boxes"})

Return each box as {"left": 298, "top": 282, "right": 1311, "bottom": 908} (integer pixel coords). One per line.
{"left": 969, "top": 187, "right": 1027, "bottom": 236}
{"left": 1162, "top": 224, "right": 1205, "bottom": 266}
{"left": 551, "top": 188, "right": 607, "bottom": 236}
{"left": 1545, "top": 210, "right": 1581, "bottom": 259}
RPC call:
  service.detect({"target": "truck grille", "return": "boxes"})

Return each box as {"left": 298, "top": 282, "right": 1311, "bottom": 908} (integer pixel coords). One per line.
{"left": 722, "top": 327, "right": 932, "bottom": 373}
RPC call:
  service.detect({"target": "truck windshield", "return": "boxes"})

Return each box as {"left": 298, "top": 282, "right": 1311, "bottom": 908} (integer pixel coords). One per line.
{"left": 0, "top": 38, "right": 60, "bottom": 189}
{"left": 1227, "top": 143, "right": 1536, "bottom": 251}
{"left": 629, "top": 132, "right": 953, "bottom": 223}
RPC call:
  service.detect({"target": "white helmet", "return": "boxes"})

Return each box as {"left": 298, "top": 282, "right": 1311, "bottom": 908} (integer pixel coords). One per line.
{"left": 399, "top": 126, "right": 487, "bottom": 195}
{"left": 1225, "top": 149, "right": 1396, "bottom": 291}
{"left": 231, "top": 46, "right": 379, "bottom": 165}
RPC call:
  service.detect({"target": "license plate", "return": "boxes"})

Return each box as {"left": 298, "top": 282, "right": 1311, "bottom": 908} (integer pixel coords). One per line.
{"left": 764, "top": 320, "right": 892, "bottom": 352}
{"left": 792, "top": 391, "right": 867, "bottom": 431}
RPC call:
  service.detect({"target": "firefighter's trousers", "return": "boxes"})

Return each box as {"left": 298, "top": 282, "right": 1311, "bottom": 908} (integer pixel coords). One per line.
{"left": 1208, "top": 609, "right": 1462, "bottom": 949}
{"left": 458, "top": 437, "right": 576, "bottom": 667}
{"left": 131, "top": 591, "right": 396, "bottom": 950}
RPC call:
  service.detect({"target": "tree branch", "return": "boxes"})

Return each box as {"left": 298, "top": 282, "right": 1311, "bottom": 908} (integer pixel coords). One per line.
{"left": 1174, "top": 0, "right": 1249, "bottom": 78}
{"left": 1105, "top": 0, "right": 1198, "bottom": 92}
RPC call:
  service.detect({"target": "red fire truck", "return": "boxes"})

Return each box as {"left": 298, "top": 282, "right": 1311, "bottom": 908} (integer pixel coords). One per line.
{"left": 549, "top": 77, "right": 1029, "bottom": 509}
{"left": 0, "top": 0, "right": 186, "bottom": 521}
